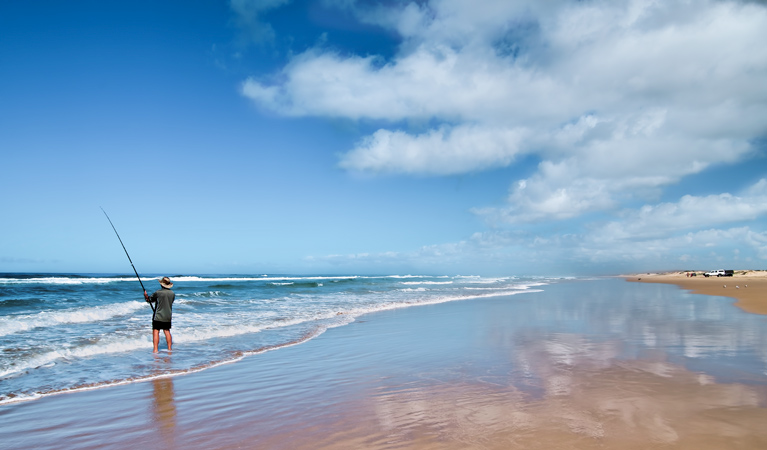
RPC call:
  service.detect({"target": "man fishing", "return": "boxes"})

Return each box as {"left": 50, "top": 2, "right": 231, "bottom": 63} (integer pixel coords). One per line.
{"left": 101, "top": 209, "right": 177, "bottom": 354}
{"left": 144, "top": 277, "right": 175, "bottom": 353}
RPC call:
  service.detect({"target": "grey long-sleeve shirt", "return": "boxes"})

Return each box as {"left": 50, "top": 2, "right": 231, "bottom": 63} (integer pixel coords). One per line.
{"left": 148, "top": 287, "right": 174, "bottom": 322}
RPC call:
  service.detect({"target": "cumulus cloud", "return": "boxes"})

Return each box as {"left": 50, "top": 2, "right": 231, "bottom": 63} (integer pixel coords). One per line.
{"left": 338, "top": 124, "right": 529, "bottom": 175}
{"left": 527, "top": 179, "right": 767, "bottom": 265}
{"left": 575, "top": 226, "right": 767, "bottom": 266}
{"left": 510, "top": 179, "right": 767, "bottom": 267}
{"left": 595, "top": 179, "right": 767, "bottom": 240}
{"left": 307, "top": 225, "right": 767, "bottom": 275}
{"left": 306, "top": 179, "right": 767, "bottom": 274}
{"left": 475, "top": 129, "right": 753, "bottom": 223}
{"left": 237, "top": 0, "right": 767, "bottom": 273}
{"left": 241, "top": 0, "right": 767, "bottom": 222}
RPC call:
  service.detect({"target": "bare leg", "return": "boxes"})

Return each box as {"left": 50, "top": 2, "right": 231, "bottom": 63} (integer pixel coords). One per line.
{"left": 163, "top": 330, "right": 172, "bottom": 352}
{"left": 152, "top": 329, "right": 160, "bottom": 353}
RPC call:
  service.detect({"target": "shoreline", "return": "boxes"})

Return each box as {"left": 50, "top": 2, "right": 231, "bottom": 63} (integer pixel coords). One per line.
{"left": 626, "top": 270, "right": 767, "bottom": 315}
{"left": 0, "top": 286, "right": 544, "bottom": 406}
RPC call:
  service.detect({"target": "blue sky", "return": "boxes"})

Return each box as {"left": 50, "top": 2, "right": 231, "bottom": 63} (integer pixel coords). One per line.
{"left": 1, "top": 0, "right": 766, "bottom": 276}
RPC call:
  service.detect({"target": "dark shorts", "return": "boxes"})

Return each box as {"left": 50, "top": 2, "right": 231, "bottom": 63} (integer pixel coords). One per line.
{"left": 152, "top": 320, "right": 172, "bottom": 330}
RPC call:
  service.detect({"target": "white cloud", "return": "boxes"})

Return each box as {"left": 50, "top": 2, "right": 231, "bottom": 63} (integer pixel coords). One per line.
{"left": 242, "top": 44, "right": 542, "bottom": 122}
{"left": 476, "top": 130, "right": 754, "bottom": 223}
{"left": 595, "top": 179, "right": 767, "bottom": 240}
{"left": 576, "top": 226, "right": 767, "bottom": 266}
{"left": 241, "top": 0, "right": 767, "bottom": 222}
{"left": 243, "top": 0, "right": 767, "bottom": 126}
{"left": 306, "top": 224, "right": 767, "bottom": 275}
{"left": 532, "top": 179, "right": 767, "bottom": 267}
{"left": 237, "top": 0, "right": 767, "bottom": 274}
{"left": 339, "top": 124, "right": 529, "bottom": 175}
{"left": 305, "top": 179, "right": 767, "bottom": 274}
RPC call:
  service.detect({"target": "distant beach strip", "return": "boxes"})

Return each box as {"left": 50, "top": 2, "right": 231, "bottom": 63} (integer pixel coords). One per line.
{"left": 628, "top": 270, "right": 767, "bottom": 315}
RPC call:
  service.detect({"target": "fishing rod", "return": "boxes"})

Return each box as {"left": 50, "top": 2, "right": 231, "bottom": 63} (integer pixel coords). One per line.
{"left": 101, "top": 207, "right": 155, "bottom": 313}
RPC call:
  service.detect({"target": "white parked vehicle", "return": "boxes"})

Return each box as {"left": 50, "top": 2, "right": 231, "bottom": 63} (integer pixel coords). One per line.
{"left": 703, "top": 270, "right": 732, "bottom": 277}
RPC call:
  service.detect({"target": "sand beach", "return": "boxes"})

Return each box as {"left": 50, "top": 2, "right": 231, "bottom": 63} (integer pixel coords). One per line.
{"left": 628, "top": 270, "right": 767, "bottom": 315}
{"left": 2, "top": 277, "right": 767, "bottom": 449}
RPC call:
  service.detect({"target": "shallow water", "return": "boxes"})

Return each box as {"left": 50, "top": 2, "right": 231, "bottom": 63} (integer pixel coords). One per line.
{"left": 0, "top": 273, "right": 544, "bottom": 403}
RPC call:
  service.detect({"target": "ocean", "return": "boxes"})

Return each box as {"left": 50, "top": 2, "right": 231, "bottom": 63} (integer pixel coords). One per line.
{"left": 0, "top": 273, "right": 548, "bottom": 404}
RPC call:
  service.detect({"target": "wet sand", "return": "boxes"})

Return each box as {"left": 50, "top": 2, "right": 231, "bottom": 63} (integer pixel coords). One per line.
{"left": 2, "top": 279, "right": 767, "bottom": 449}
{"left": 628, "top": 270, "right": 767, "bottom": 315}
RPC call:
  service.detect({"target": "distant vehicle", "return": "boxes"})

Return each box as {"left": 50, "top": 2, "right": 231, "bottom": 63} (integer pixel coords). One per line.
{"left": 703, "top": 270, "right": 733, "bottom": 277}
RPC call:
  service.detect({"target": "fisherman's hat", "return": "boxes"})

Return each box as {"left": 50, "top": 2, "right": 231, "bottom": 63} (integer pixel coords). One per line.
{"left": 160, "top": 277, "right": 173, "bottom": 289}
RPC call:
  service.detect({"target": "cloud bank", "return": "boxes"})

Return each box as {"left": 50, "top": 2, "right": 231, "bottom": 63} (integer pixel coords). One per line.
{"left": 238, "top": 0, "right": 767, "bottom": 273}
{"left": 307, "top": 178, "right": 767, "bottom": 274}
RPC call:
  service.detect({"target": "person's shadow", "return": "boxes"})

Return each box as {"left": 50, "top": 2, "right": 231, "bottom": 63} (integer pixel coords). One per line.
{"left": 152, "top": 377, "right": 177, "bottom": 445}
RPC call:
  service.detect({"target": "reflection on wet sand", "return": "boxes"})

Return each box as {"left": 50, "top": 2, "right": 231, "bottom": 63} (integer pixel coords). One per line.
{"left": 364, "top": 366, "right": 767, "bottom": 449}
{"left": 151, "top": 377, "right": 176, "bottom": 446}
{"left": 214, "top": 280, "right": 767, "bottom": 449}
{"left": 278, "top": 333, "right": 767, "bottom": 449}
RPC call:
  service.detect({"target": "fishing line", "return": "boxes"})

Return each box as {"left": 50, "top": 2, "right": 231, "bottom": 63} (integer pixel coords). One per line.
{"left": 101, "top": 207, "right": 156, "bottom": 314}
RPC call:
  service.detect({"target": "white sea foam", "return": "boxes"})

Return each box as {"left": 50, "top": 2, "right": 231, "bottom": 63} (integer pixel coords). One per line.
{"left": 0, "top": 275, "right": 364, "bottom": 285}
{"left": 0, "top": 336, "right": 151, "bottom": 378}
{"left": 0, "top": 301, "right": 145, "bottom": 337}
{"left": 0, "top": 324, "right": 333, "bottom": 406}
{"left": 171, "top": 275, "right": 361, "bottom": 282}
{"left": 340, "top": 288, "right": 541, "bottom": 318}
{"left": 456, "top": 277, "right": 510, "bottom": 284}
{"left": 174, "top": 313, "right": 350, "bottom": 343}
{"left": 0, "top": 274, "right": 485, "bottom": 287}
{"left": 0, "top": 274, "right": 499, "bottom": 286}
{"left": 384, "top": 275, "right": 429, "bottom": 279}
{"left": 178, "top": 291, "right": 229, "bottom": 299}
{"left": 0, "top": 312, "right": 346, "bottom": 379}
{"left": 0, "top": 277, "right": 136, "bottom": 285}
